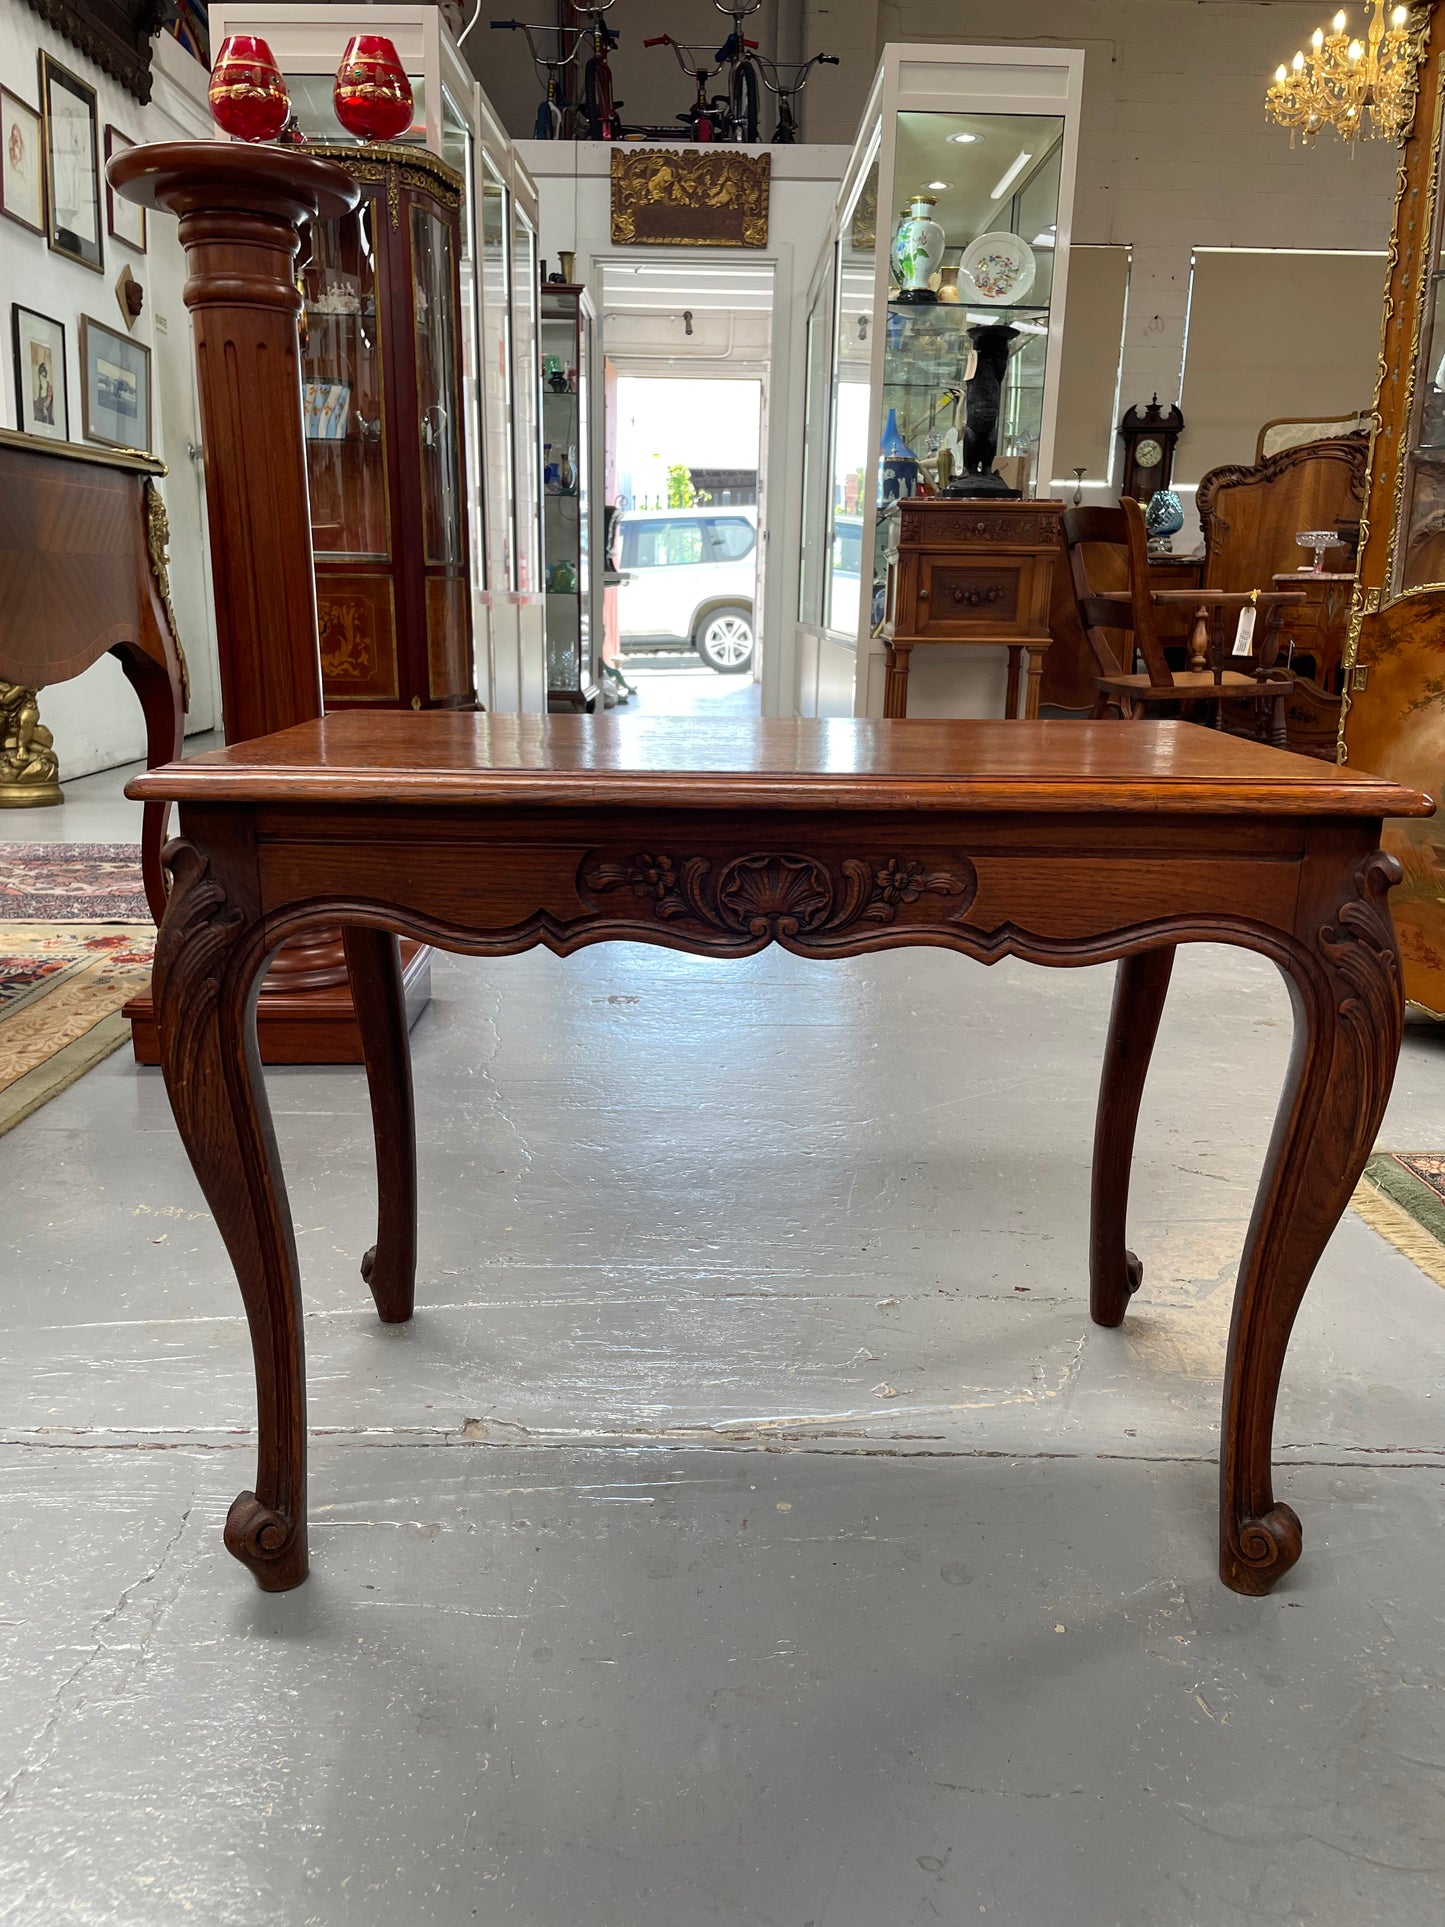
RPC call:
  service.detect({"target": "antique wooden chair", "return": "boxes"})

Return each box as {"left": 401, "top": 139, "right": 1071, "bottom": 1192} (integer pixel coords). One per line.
{"left": 1060, "top": 498, "right": 1300, "bottom": 744}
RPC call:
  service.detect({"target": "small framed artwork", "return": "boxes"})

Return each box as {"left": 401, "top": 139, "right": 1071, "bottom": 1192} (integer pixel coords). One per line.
{"left": 11, "top": 305, "right": 68, "bottom": 441}
{"left": 80, "top": 314, "right": 151, "bottom": 451}
{"left": 1, "top": 86, "right": 44, "bottom": 234}
{"left": 39, "top": 51, "right": 102, "bottom": 273}
{"left": 104, "top": 126, "right": 144, "bottom": 253}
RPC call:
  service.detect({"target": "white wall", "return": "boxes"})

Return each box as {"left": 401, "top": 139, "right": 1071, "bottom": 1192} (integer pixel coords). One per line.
{"left": 0, "top": 8, "right": 222, "bottom": 781}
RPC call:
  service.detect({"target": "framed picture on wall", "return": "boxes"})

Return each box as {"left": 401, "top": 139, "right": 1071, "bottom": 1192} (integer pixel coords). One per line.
{"left": 104, "top": 126, "right": 145, "bottom": 253}
{"left": 0, "top": 87, "right": 45, "bottom": 235}
{"left": 11, "top": 305, "right": 69, "bottom": 441}
{"left": 39, "top": 51, "right": 102, "bottom": 273}
{"left": 80, "top": 314, "right": 150, "bottom": 451}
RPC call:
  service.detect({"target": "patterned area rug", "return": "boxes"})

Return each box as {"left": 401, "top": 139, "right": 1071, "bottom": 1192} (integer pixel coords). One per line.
{"left": 0, "top": 924, "right": 154, "bottom": 1137}
{"left": 1353, "top": 1153, "right": 1445, "bottom": 1289}
{"left": 0, "top": 842, "right": 150, "bottom": 921}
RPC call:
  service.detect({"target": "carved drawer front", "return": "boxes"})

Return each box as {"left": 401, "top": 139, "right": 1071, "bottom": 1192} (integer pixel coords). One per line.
{"left": 916, "top": 558, "right": 1022, "bottom": 636}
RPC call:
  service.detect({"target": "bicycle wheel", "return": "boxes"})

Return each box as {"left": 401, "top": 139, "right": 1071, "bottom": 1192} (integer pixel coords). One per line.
{"left": 730, "top": 60, "right": 760, "bottom": 142}
{"left": 584, "top": 56, "right": 615, "bottom": 140}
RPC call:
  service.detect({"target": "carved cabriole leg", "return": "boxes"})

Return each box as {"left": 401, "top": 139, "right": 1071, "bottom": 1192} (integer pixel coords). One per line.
{"left": 1089, "top": 946, "right": 1175, "bottom": 1327}
{"left": 343, "top": 926, "right": 418, "bottom": 1323}
{"left": 152, "top": 828, "right": 310, "bottom": 1591}
{"left": 113, "top": 640, "right": 185, "bottom": 926}
{"left": 1219, "top": 841, "right": 1404, "bottom": 1595}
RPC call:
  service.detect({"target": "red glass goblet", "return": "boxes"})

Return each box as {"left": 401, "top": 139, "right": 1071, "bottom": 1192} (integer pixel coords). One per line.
{"left": 333, "top": 35, "right": 414, "bottom": 143}
{"left": 208, "top": 35, "right": 291, "bottom": 144}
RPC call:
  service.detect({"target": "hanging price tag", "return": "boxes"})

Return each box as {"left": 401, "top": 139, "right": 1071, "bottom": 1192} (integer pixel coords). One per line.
{"left": 1232, "top": 604, "right": 1257, "bottom": 656}
{"left": 964, "top": 347, "right": 979, "bottom": 382}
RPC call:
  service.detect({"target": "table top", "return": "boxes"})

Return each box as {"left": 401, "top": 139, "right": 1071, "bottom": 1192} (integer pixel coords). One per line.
{"left": 129, "top": 716, "right": 1432, "bottom": 819}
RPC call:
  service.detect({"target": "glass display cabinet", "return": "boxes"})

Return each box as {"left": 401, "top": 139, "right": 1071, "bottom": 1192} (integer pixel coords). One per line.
{"left": 796, "top": 44, "right": 1084, "bottom": 718}
{"left": 300, "top": 143, "right": 474, "bottom": 709}
{"left": 540, "top": 284, "right": 601, "bottom": 711}
{"left": 208, "top": 2, "right": 549, "bottom": 715}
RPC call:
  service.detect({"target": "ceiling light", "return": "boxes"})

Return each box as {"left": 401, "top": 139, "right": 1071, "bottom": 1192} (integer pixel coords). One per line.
{"left": 989, "top": 150, "right": 1033, "bottom": 200}
{"left": 926, "top": 180, "right": 950, "bottom": 191}
{"left": 1265, "top": 0, "right": 1416, "bottom": 145}
{"left": 946, "top": 131, "right": 979, "bottom": 144}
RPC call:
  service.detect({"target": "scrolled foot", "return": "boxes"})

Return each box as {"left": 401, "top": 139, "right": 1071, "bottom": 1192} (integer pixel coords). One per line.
{"left": 225, "top": 1490, "right": 309, "bottom": 1592}
{"left": 1091, "top": 1249, "right": 1144, "bottom": 1330}
{"left": 1219, "top": 1502, "right": 1302, "bottom": 1596}
{"left": 360, "top": 1243, "right": 413, "bottom": 1324}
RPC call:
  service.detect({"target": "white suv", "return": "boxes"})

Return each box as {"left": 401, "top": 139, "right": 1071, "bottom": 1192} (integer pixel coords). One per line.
{"left": 617, "top": 507, "right": 757, "bottom": 673}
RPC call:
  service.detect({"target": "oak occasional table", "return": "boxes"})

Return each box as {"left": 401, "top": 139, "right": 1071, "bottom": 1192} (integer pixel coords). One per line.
{"left": 129, "top": 715, "right": 1432, "bottom": 1598}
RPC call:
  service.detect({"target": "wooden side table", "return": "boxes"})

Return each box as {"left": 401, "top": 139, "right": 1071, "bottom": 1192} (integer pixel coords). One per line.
{"left": 880, "top": 498, "right": 1064, "bottom": 719}
{"left": 128, "top": 712, "right": 1432, "bottom": 1597}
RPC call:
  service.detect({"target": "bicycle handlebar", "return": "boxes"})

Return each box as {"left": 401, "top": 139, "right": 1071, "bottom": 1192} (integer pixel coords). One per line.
{"left": 642, "top": 35, "right": 670, "bottom": 46}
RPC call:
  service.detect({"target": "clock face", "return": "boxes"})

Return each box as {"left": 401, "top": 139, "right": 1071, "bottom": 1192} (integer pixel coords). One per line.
{"left": 1135, "top": 436, "right": 1165, "bottom": 469}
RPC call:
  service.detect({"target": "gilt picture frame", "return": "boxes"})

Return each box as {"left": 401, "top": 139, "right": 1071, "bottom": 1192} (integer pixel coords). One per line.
{"left": 0, "top": 86, "right": 45, "bottom": 235}
{"left": 40, "top": 51, "right": 102, "bottom": 273}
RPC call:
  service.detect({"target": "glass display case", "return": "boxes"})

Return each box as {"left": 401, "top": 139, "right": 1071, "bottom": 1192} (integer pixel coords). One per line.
{"left": 301, "top": 142, "right": 474, "bottom": 709}
{"left": 540, "top": 285, "right": 601, "bottom": 711}
{"left": 207, "top": 3, "right": 549, "bottom": 715}
{"left": 796, "top": 45, "right": 1084, "bottom": 717}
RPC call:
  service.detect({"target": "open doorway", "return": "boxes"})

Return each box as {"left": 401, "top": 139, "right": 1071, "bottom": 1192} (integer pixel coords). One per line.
{"left": 599, "top": 258, "right": 773, "bottom": 719}
{"left": 614, "top": 375, "right": 762, "bottom": 716}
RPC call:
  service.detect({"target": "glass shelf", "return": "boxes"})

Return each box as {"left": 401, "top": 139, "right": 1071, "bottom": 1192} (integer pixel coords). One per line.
{"left": 540, "top": 285, "right": 599, "bottom": 706}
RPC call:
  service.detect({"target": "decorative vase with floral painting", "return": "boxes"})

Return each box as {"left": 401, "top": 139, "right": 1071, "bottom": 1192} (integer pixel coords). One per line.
{"left": 893, "top": 195, "right": 944, "bottom": 305}
{"left": 879, "top": 407, "right": 919, "bottom": 504}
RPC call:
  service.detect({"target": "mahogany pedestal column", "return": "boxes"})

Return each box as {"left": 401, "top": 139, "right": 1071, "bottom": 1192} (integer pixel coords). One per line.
{"left": 108, "top": 142, "right": 431, "bottom": 1063}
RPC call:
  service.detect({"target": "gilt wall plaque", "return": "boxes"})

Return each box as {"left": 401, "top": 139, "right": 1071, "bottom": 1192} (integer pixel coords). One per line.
{"left": 610, "top": 148, "right": 770, "bottom": 248}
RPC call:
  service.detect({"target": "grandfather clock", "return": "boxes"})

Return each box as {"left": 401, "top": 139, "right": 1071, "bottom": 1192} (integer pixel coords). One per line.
{"left": 1118, "top": 396, "right": 1184, "bottom": 503}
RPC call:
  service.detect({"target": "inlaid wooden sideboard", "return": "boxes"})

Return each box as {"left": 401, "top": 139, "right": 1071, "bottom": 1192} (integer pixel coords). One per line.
{"left": 880, "top": 498, "right": 1064, "bottom": 718}
{"left": 0, "top": 428, "right": 186, "bottom": 915}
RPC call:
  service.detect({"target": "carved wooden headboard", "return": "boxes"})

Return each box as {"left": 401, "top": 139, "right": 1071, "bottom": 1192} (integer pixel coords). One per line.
{"left": 1195, "top": 434, "right": 1369, "bottom": 591}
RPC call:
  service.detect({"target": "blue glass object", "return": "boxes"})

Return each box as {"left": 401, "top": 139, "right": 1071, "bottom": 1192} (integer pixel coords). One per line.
{"left": 879, "top": 406, "right": 919, "bottom": 505}
{"left": 1145, "top": 489, "right": 1184, "bottom": 542}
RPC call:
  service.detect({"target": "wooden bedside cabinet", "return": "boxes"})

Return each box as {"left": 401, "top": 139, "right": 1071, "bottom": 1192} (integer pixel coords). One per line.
{"left": 880, "top": 498, "right": 1065, "bottom": 718}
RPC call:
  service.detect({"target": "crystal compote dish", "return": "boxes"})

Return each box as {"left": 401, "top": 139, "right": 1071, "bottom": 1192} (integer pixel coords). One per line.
{"left": 1296, "top": 530, "right": 1338, "bottom": 572}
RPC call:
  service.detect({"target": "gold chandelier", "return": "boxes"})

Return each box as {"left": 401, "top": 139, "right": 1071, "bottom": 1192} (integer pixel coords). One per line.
{"left": 1265, "top": 1, "right": 1417, "bottom": 144}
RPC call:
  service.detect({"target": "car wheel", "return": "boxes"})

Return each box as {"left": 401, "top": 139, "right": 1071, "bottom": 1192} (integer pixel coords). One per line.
{"left": 695, "top": 605, "right": 755, "bottom": 674}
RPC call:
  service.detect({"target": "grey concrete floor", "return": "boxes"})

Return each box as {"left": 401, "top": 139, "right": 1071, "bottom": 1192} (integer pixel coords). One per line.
{"left": 2, "top": 753, "right": 1445, "bottom": 1926}
{"left": 620, "top": 655, "right": 761, "bottom": 716}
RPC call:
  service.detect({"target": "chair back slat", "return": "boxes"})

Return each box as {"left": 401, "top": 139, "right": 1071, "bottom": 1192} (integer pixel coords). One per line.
{"left": 1060, "top": 501, "right": 1172, "bottom": 684}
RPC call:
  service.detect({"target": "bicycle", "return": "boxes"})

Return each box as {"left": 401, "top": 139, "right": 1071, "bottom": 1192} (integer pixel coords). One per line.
{"left": 712, "top": 0, "right": 763, "bottom": 142}
{"left": 490, "top": 17, "right": 581, "bottom": 138}
{"left": 575, "top": 0, "right": 622, "bottom": 142}
{"left": 756, "top": 50, "right": 838, "bottom": 143}
{"left": 643, "top": 35, "right": 727, "bottom": 143}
